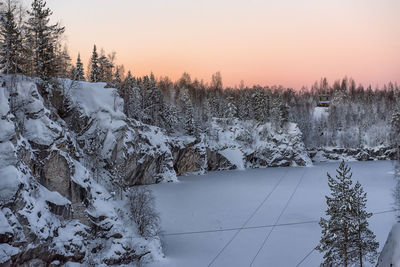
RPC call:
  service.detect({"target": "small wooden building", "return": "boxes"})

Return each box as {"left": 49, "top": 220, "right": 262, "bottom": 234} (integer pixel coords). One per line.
{"left": 317, "top": 95, "right": 330, "bottom": 107}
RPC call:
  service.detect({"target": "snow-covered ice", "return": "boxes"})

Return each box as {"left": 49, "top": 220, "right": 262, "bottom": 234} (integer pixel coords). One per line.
{"left": 148, "top": 161, "right": 397, "bottom": 267}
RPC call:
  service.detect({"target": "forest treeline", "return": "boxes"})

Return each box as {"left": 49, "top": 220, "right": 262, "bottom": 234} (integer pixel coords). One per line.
{"left": 1, "top": 0, "right": 399, "bottom": 149}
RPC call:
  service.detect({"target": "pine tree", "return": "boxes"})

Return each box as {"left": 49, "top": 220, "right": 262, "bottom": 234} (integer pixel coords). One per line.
{"left": 179, "top": 88, "right": 195, "bottom": 135}
{"left": 253, "top": 87, "right": 268, "bottom": 123}
{"left": 124, "top": 75, "right": 143, "bottom": 121}
{"left": 224, "top": 95, "right": 237, "bottom": 118}
{"left": 25, "top": 0, "right": 65, "bottom": 80}
{"left": 90, "top": 45, "right": 99, "bottom": 82}
{"left": 97, "top": 49, "right": 113, "bottom": 82}
{"left": 55, "top": 45, "right": 71, "bottom": 78}
{"left": 317, "top": 160, "right": 354, "bottom": 267}
{"left": 0, "top": 0, "right": 24, "bottom": 74}
{"left": 351, "top": 181, "right": 379, "bottom": 267}
{"left": 317, "top": 161, "right": 378, "bottom": 266}
{"left": 114, "top": 66, "right": 122, "bottom": 86}
{"left": 75, "top": 53, "right": 85, "bottom": 81}
{"left": 271, "top": 95, "right": 288, "bottom": 129}
{"left": 69, "top": 65, "right": 76, "bottom": 80}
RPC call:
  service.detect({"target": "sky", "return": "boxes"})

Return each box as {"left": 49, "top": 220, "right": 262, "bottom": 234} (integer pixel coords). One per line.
{"left": 30, "top": 0, "right": 400, "bottom": 89}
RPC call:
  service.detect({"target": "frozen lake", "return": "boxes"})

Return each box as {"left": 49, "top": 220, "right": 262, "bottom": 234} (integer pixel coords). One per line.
{"left": 147, "top": 161, "right": 398, "bottom": 267}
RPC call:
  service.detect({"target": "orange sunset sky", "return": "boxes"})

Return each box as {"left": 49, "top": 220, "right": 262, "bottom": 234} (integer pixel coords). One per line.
{"left": 36, "top": 0, "right": 400, "bottom": 89}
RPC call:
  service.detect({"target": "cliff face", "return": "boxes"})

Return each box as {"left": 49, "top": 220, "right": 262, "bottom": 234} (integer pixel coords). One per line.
{"left": 0, "top": 76, "right": 311, "bottom": 266}
{"left": 170, "top": 118, "right": 312, "bottom": 175}
{"left": 0, "top": 77, "right": 166, "bottom": 266}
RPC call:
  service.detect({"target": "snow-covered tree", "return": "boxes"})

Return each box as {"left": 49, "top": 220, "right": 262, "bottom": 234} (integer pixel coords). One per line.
{"left": 90, "top": 45, "right": 99, "bottom": 82}
{"left": 351, "top": 181, "right": 379, "bottom": 266}
{"left": 0, "top": 0, "right": 24, "bottom": 74}
{"left": 179, "top": 88, "right": 195, "bottom": 135}
{"left": 271, "top": 95, "right": 288, "bottom": 129}
{"left": 317, "top": 161, "right": 378, "bottom": 267}
{"left": 317, "top": 161, "right": 355, "bottom": 266}
{"left": 252, "top": 87, "right": 269, "bottom": 123}
{"left": 25, "top": 0, "right": 64, "bottom": 80}
{"left": 55, "top": 45, "right": 71, "bottom": 78}
{"left": 75, "top": 53, "right": 84, "bottom": 81}
{"left": 98, "top": 49, "right": 113, "bottom": 82}
{"left": 224, "top": 95, "right": 237, "bottom": 118}
{"left": 125, "top": 79, "right": 143, "bottom": 120}
{"left": 113, "top": 65, "right": 122, "bottom": 87}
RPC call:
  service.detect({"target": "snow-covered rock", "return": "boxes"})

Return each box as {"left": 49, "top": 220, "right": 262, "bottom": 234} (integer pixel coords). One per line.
{"left": 170, "top": 118, "right": 312, "bottom": 175}
{"left": 308, "top": 146, "right": 397, "bottom": 163}
{"left": 0, "top": 75, "right": 311, "bottom": 265}
{"left": 0, "top": 76, "right": 164, "bottom": 266}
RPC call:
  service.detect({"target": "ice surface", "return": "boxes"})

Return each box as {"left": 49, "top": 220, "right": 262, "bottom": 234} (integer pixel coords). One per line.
{"left": 148, "top": 161, "right": 397, "bottom": 267}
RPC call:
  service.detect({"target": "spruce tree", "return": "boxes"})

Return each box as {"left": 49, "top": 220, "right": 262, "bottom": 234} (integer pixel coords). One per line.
{"left": 90, "top": 45, "right": 99, "bottom": 82}
{"left": 75, "top": 53, "right": 85, "bottom": 81}
{"left": 25, "top": 0, "right": 64, "bottom": 80}
{"left": 0, "top": 0, "right": 24, "bottom": 74}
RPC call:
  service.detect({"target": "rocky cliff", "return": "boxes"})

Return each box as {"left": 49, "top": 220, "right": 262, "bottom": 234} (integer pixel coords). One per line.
{"left": 0, "top": 75, "right": 311, "bottom": 266}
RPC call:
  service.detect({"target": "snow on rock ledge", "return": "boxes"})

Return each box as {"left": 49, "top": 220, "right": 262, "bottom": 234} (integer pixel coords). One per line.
{"left": 170, "top": 118, "right": 312, "bottom": 176}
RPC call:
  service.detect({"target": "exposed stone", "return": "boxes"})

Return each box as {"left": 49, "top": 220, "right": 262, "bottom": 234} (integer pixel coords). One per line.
{"left": 9, "top": 244, "right": 85, "bottom": 266}
{"left": 41, "top": 151, "right": 71, "bottom": 198}
{"left": 46, "top": 200, "right": 72, "bottom": 219}
{"left": 206, "top": 149, "right": 235, "bottom": 171}
{"left": 172, "top": 141, "right": 204, "bottom": 175}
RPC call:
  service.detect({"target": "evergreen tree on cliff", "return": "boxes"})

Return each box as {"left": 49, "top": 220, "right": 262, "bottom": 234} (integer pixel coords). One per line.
{"left": 75, "top": 53, "right": 85, "bottom": 81}
{"left": 90, "top": 45, "right": 99, "bottom": 82}
{"left": 25, "top": 0, "right": 64, "bottom": 80}
{"left": 0, "top": 0, "right": 24, "bottom": 74}
{"left": 179, "top": 88, "right": 195, "bottom": 135}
